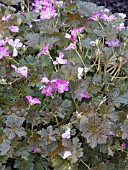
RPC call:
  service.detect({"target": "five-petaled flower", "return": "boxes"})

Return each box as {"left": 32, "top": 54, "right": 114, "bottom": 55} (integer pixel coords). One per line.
{"left": 11, "top": 64, "right": 28, "bottom": 77}
{"left": 26, "top": 96, "right": 41, "bottom": 105}
{"left": 55, "top": 79, "right": 69, "bottom": 93}
{"left": 8, "top": 38, "right": 23, "bottom": 57}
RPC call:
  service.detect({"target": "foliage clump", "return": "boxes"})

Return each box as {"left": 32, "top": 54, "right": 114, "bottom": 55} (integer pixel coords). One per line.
{"left": 0, "top": 0, "right": 128, "bottom": 169}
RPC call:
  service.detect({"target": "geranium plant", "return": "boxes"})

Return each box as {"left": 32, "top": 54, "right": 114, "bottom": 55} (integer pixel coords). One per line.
{"left": 0, "top": 0, "right": 128, "bottom": 169}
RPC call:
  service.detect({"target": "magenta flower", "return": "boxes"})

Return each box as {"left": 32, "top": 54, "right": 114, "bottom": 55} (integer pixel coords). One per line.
{"left": 0, "top": 47, "right": 9, "bottom": 59}
{"left": 105, "top": 39, "right": 119, "bottom": 47}
{"left": 62, "top": 128, "right": 71, "bottom": 139}
{"left": 2, "top": 14, "right": 11, "bottom": 21}
{"left": 41, "top": 85, "right": 55, "bottom": 96}
{"left": 26, "top": 96, "right": 41, "bottom": 105}
{"left": 100, "top": 14, "right": 116, "bottom": 22}
{"left": 9, "top": 26, "right": 19, "bottom": 32}
{"left": 11, "top": 64, "right": 28, "bottom": 77}
{"left": 121, "top": 143, "right": 126, "bottom": 149}
{"left": 38, "top": 44, "right": 49, "bottom": 56}
{"left": 65, "top": 41, "right": 77, "bottom": 50}
{"left": 62, "top": 151, "right": 72, "bottom": 159}
{"left": 32, "top": 0, "right": 41, "bottom": 12}
{"left": 53, "top": 52, "right": 68, "bottom": 65}
{"left": 8, "top": 39, "right": 23, "bottom": 57}
{"left": 33, "top": 149, "right": 37, "bottom": 153}
{"left": 88, "top": 10, "right": 103, "bottom": 21}
{"left": 116, "top": 23, "right": 125, "bottom": 31}
{"left": 40, "top": 6, "right": 57, "bottom": 20}
{"left": 55, "top": 79, "right": 69, "bottom": 93}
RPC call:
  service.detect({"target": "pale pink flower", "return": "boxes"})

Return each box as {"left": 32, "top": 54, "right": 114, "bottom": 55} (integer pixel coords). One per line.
{"left": 41, "top": 77, "right": 50, "bottom": 84}
{"left": 62, "top": 151, "right": 72, "bottom": 159}
{"left": 26, "top": 96, "right": 41, "bottom": 105}
{"left": 8, "top": 39, "right": 23, "bottom": 57}
{"left": 32, "top": 0, "right": 42, "bottom": 12}
{"left": 9, "top": 26, "right": 19, "bottom": 32}
{"left": 62, "top": 128, "right": 71, "bottom": 139}
{"left": 53, "top": 52, "right": 67, "bottom": 65}
{"left": 126, "top": 114, "right": 128, "bottom": 119}
{"left": 109, "top": 131, "right": 114, "bottom": 136}
{"left": 116, "top": 23, "right": 125, "bottom": 31}
{"left": 105, "top": 39, "right": 119, "bottom": 47}
{"left": 118, "top": 13, "right": 126, "bottom": 19}
{"left": 2, "top": 14, "right": 11, "bottom": 21}
{"left": 0, "top": 47, "right": 9, "bottom": 59}
{"left": 104, "top": 8, "right": 109, "bottom": 13}
{"left": 38, "top": 44, "right": 49, "bottom": 56}
{"left": 100, "top": 14, "right": 116, "bottom": 22}
{"left": 65, "top": 41, "right": 77, "bottom": 50}
{"left": 11, "top": 64, "right": 28, "bottom": 77}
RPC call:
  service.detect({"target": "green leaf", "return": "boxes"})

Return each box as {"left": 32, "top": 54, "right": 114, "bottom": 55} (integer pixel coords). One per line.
{"left": 0, "top": 140, "right": 11, "bottom": 156}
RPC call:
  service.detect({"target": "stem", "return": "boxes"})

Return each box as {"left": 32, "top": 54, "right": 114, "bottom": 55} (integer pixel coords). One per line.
{"left": 75, "top": 49, "right": 86, "bottom": 68}
{"left": 80, "top": 159, "right": 91, "bottom": 170}
{"left": 97, "top": 21, "right": 104, "bottom": 29}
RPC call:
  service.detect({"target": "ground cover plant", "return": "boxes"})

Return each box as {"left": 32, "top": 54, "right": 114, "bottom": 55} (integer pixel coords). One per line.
{"left": 0, "top": 0, "right": 128, "bottom": 169}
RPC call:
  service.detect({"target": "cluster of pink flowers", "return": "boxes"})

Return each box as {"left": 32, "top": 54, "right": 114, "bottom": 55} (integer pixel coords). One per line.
{"left": 65, "top": 27, "right": 85, "bottom": 41}
{"left": 100, "top": 14, "right": 116, "bottom": 22}
{"left": 105, "top": 39, "right": 120, "bottom": 47}
{"left": 40, "top": 77, "right": 69, "bottom": 96}
{"left": 32, "top": 0, "right": 63, "bottom": 20}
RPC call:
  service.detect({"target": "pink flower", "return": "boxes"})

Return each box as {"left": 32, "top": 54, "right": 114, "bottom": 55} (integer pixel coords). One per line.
{"left": 53, "top": 52, "right": 68, "bottom": 65}
{"left": 11, "top": 64, "right": 28, "bottom": 77}
{"left": 116, "top": 23, "right": 125, "bottom": 31}
{"left": 41, "top": 85, "right": 55, "bottom": 96}
{"left": 100, "top": 14, "right": 116, "bottom": 22}
{"left": 65, "top": 27, "right": 85, "bottom": 41}
{"left": 32, "top": 0, "right": 41, "bottom": 12}
{"left": 26, "top": 96, "right": 41, "bottom": 105}
{"left": 104, "top": 8, "right": 109, "bottom": 13}
{"left": 2, "top": 14, "right": 11, "bottom": 21}
{"left": 33, "top": 149, "right": 37, "bottom": 153}
{"left": 55, "top": 79, "right": 69, "bottom": 93}
{"left": 41, "top": 77, "right": 50, "bottom": 84}
{"left": 62, "top": 128, "right": 71, "bottom": 139}
{"left": 38, "top": 44, "right": 49, "bottom": 56}
{"left": 0, "top": 47, "right": 9, "bottom": 59}
{"left": 105, "top": 39, "right": 119, "bottom": 47}
{"left": 62, "top": 151, "right": 72, "bottom": 159}
{"left": 40, "top": 6, "right": 57, "bottom": 20}
{"left": 79, "top": 92, "right": 89, "bottom": 99}
{"left": 88, "top": 10, "right": 103, "bottom": 21}
{"left": 109, "top": 131, "right": 114, "bottom": 136}
{"left": 9, "top": 26, "right": 19, "bottom": 32}
{"left": 121, "top": 143, "right": 126, "bottom": 149}
{"left": 8, "top": 39, "right": 23, "bottom": 57}
{"left": 126, "top": 114, "right": 128, "bottom": 119}
{"left": 65, "top": 41, "right": 77, "bottom": 50}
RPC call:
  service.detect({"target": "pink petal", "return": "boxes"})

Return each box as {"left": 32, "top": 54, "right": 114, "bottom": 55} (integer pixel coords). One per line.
{"left": 62, "top": 129, "right": 71, "bottom": 139}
